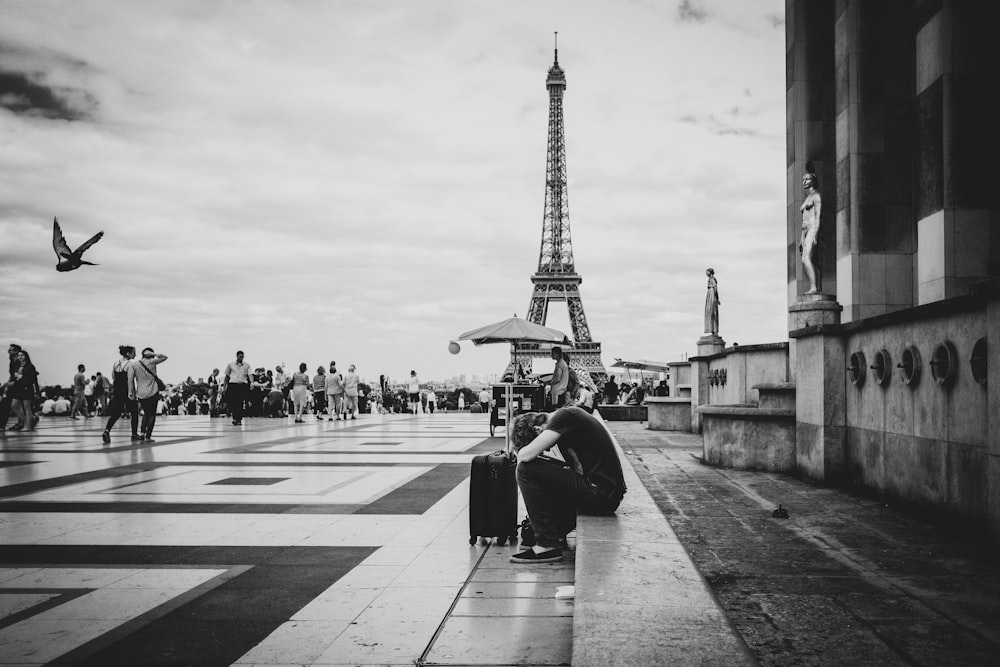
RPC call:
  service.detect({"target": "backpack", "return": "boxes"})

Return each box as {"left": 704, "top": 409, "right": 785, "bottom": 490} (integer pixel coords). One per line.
{"left": 566, "top": 367, "right": 580, "bottom": 395}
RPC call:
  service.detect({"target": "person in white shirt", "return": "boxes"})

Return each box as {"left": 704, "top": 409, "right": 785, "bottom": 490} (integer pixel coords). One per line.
{"left": 41, "top": 397, "right": 56, "bottom": 415}
{"left": 325, "top": 362, "right": 345, "bottom": 420}
{"left": 53, "top": 396, "right": 71, "bottom": 415}
{"left": 407, "top": 371, "right": 421, "bottom": 415}
{"left": 426, "top": 389, "right": 437, "bottom": 414}
{"left": 127, "top": 347, "right": 168, "bottom": 443}
{"left": 478, "top": 388, "right": 490, "bottom": 413}
{"left": 222, "top": 350, "right": 252, "bottom": 426}
{"left": 343, "top": 365, "right": 359, "bottom": 420}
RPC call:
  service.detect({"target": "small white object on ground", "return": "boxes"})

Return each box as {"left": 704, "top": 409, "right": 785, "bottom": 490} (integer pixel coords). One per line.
{"left": 555, "top": 585, "right": 574, "bottom": 599}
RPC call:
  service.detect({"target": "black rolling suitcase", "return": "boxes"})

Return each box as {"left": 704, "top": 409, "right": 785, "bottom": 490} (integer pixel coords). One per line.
{"left": 469, "top": 450, "right": 518, "bottom": 545}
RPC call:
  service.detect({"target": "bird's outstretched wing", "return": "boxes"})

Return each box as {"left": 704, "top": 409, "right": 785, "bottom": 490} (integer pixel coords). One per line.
{"left": 76, "top": 230, "right": 104, "bottom": 255}
{"left": 52, "top": 217, "right": 73, "bottom": 259}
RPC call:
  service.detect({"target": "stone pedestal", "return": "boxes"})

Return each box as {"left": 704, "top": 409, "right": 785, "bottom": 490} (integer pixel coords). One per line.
{"left": 696, "top": 334, "right": 726, "bottom": 356}
{"left": 788, "top": 294, "right": 841, "bottom": 372}
{"left": 789, "top": 297, "right": 846, "bottom": 483}
{"left": 691, "top": 335, "right": 725, "bottom": 433}
{"left": 788, "top": 294, "right": 842, "bottom": 330}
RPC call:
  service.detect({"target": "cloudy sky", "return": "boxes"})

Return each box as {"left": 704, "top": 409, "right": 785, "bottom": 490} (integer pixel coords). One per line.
{"left": 1, "top": 0, "right": 786, "bottom": 387}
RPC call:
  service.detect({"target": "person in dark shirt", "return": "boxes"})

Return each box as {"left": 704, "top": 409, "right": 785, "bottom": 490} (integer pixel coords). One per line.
{"left": 1, "top": 343, "right": 23, "bottom": 430}
{"left": 602, "top": 377, "right": 618, "bottom": 405}
{"left": 509, "top": 406, "right": 627, "bottom": 563}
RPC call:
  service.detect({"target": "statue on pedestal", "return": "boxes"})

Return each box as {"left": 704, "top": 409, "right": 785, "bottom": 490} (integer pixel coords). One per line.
{"left": 799, "top": 162, "right": 822, "bottom": 295}
{"left": 704, "top": 268, "right": 720, "bottom": 335}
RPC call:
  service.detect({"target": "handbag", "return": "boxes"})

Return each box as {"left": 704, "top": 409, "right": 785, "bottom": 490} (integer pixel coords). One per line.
{"left": 142, "top": 361, "right": 166, "bottom": 392}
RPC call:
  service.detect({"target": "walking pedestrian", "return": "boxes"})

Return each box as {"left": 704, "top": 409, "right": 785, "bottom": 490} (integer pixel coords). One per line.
{"left": 102, "top": 345, "right": 139, "bottom": 444}
{"left": 312, "top": 366, "right": 327, "bottom": 419}
{"left": 70, "top": 364, "right": 90, "bottom": 419}
{"left": 325, "top": 362, "right": 345, "bottom": 420}
{"left": 291, "top": 363, "right": 310, "bottom": 422}
{"left": 127, "top": 347, "right": 167, "bottom": 443}
{"left": 9, "top": 350, "right": 40, "bottom": 431}
{"left": 207, "top": 368, "right": 220, "bottom": 416}
{"left": 343, "top": 364, "right": 359, "bottom": 420}
{"left": 222, "top": 351, "right": 251, "bottom": 425}
{"left": 94, "top": 371, "right": 111, "bottom": 416}
{"left": 0, "top": 343, "right": 22, "bottom": 431}
{"left": 408, "top": 370, "right": 421, "bottom": 415}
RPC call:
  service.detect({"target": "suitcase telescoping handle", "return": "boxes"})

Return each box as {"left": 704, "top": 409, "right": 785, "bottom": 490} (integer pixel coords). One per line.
{"left": 502, "top": 382, "right": 515, "bottom": 457}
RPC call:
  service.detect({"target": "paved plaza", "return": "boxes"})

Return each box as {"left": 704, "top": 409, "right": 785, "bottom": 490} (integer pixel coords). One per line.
{"left": 3, "top": 414, "right": 999, "bottom": 666}
{"left": 0, "top": 413, "right": 574, "bottom": 666}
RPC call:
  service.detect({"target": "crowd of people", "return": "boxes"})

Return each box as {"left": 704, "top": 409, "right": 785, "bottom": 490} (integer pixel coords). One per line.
{"left": 1, "top": 342, "right": 667, "bottom": 443}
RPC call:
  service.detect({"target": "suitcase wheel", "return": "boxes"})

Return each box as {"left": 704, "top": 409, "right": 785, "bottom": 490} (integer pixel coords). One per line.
{"left": 496, "top": 536, "right": 507, "bottom": 546}
{"left": 469, "top": 536, "right": 476, "bottom": 545}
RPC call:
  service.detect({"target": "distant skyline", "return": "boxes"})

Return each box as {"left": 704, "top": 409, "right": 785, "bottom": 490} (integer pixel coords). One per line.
{"left": 1, "top": 0, "right": 786, "bottom": 386}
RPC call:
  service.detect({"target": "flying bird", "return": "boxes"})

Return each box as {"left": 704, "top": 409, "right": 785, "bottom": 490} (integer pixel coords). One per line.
{"left": 52, "top": 217, "right": 104, "bottom": 272}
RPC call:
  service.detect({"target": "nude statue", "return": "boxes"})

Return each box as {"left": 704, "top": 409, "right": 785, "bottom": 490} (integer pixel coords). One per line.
{"left": 799, "top": 162, "right": 821, "bottom": 294}
{"left": 704, "top": 268, "right": 719, "bottom": 335}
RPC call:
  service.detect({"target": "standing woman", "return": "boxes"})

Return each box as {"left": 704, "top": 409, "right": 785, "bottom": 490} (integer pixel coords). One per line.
{"left": 9, "top": 350, "right": 40, "bottom": 431}
{"left": 127, "top": 347, "right": 168, "bottom": 443}
{"left": 312, "top": 366, "right": 327, "bottom": 420}
{"left": 291, "top": 363, "right": 311, "bottom": 423}
{"left": 102, "top": 345, "right": 139, "bottom": 444}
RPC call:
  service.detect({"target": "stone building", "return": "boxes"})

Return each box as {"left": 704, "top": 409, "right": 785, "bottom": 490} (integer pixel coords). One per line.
{"left": 786, "top": 0, "right": 999, "bottom": 533}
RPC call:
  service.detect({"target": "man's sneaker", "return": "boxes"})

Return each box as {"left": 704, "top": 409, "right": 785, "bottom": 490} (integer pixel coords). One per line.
{"left": 102, "top": 431, "right": 111, "bottom": 444}
{"left": 144, "top": 438, "right": 155, "bottom": 444}
{"left": 130, "top": 435, "right": 141, "bottom": 443}
{"left": 510, "top": 548, "right": 563, "bottom": 564}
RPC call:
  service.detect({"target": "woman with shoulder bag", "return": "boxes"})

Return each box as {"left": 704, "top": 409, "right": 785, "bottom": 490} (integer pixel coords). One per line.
{"left": 9, "top": 350, "right": 40, "bottom": 431}
{"left": 127, "top": 347, "right": 168, "bottom": 444}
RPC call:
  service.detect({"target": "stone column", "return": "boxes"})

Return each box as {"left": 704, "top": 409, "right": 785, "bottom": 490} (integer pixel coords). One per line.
{"left": 833, "top": 0, "right": 917, "bottom": 322}
{"left": 914, "top": 2, "right": 1000, "bottom": 304}
{"left": 690, "top": 335, "right": 725, "bottom": 433}
{"left": 791, "top": 329, "right": 846, "bottom": 482}
{"left": 786, "top": 0, "right": 837, "bottom": 307}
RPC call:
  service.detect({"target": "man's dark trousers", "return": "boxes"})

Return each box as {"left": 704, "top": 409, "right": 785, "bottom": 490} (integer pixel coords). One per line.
{"left": 516, "top": 457, "right": 621, "bottom": 549}
{"left": 227, "top": 383, "right": 249, "bottom": 422}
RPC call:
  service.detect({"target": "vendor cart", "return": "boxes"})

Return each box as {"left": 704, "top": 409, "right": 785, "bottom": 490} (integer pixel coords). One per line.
{"left": 489, "top": 383, "right": 545, "bottom": 437}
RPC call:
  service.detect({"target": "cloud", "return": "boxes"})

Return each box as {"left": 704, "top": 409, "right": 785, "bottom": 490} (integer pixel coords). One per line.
{"left": 0, "top": 0, "right": 789, "bottom": 385}
{"left": 0, "top": 70, "right": 95, "bottom": 120}
{"left": 677, "top": 0, "right": 710, "bottom": 23}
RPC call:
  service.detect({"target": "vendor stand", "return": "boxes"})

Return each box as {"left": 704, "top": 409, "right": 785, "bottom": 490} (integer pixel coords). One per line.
{"left": 489, "top": 383, "right": 544, "bottom": 437}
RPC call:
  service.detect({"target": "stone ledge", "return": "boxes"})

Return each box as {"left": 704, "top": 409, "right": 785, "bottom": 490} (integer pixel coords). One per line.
{"left": 571, "top": 414, "right": 755, "bottom": 666}
{"left": 697, "top": 405, "right": 795, "bottom": 418}
{"left": 596, "top": 405, "right": 647, "bottom": 421}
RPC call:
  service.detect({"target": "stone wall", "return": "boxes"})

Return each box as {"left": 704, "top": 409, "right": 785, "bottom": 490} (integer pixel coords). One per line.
{"left": 791, "top": 283, "right": 998, "bottom": 531}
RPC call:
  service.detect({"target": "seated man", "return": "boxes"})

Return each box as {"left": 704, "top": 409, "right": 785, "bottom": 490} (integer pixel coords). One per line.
{"left": 53, "top": 395, "right": 71, "bottom": 415}
{"left": 509, "top": 406, "right": 627, "bottom": 563}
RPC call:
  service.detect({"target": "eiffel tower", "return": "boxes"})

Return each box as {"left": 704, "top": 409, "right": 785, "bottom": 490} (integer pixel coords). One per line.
{"left": 508, "top": 38, "right": 607, "bottom": 386}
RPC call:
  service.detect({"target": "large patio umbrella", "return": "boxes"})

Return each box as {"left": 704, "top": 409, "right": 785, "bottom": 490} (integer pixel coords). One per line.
{"left": 458, "top": 315, "right": 571, "bottom": 347}
{"left": 456, "top": 314, "right": 571, "bottom": 450}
